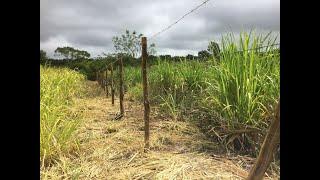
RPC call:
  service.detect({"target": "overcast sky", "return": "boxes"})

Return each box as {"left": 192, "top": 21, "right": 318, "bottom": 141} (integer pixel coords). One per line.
{"left": 40, "top": 0, "right": 280, "bottom": 58}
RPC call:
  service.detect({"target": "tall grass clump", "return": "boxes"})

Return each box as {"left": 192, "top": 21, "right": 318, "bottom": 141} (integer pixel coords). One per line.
{"left": 192, "top": 31, "right": 280, "bottom": 155}
{"left": 114, "top": 31, "right": 279, "bottom": 154}
{"left": 40, "top": 65, "right": 85, "bottom": 166}
{"left": 205, "top": 31, "right": 279, "bottom": 128}
{"left": 120, "top": 58, "right": 209, "bottom": 119}
{"left": 124, "top": 66, "right": 143, "bottom": 100}
{"left": 148, "top": 59, "right": 209, "bottom": 120}
{"left": 124, "top": 66, "right": 142, "bottom": 89}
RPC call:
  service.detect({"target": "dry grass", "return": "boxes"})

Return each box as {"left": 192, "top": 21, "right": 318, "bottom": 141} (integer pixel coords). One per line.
{"left": 41, "top": 81, "right": 279, "bottom": 180}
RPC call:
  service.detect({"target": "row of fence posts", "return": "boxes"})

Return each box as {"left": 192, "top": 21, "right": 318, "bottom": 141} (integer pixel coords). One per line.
{"left": 97, "top": 63, "right": 116, "bottom": 106}
{"left": 95, "top": 37, "right": 279, "bottom": 179}
{"left": 95, "top": 37, "right": 150, "bottom": 150}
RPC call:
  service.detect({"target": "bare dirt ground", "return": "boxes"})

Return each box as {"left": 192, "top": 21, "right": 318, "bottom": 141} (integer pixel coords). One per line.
{"left": 41, "top": 81, "right": 279, "bottom": 180}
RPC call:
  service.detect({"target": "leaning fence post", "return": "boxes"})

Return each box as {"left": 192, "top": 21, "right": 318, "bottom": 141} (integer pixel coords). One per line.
{"left": 141, "top": 37, "right": 150, "bottom": 151}
{"left": 119, "top": 56, "right": 124, "bottom": 115}
{"left": 111, "top": 64, "right": 115, "bottom": 105}
{"left": 247, "top": 99, "right": 280, "bottom": 180}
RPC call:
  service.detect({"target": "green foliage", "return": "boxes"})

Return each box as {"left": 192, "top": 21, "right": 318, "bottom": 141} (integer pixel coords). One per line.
{"left": 159, "top": 55, "right": 172, "bottom": 60}
{"left": 112, "top": 29, "right": 156, "bottom": 58}
{"left": 127, "top": 83, "right": 143, "bottom": 101}
{"left": 40, "top": 30, "right": 279, "bottom": 155}
{"left": 40, "top": 50, "right": 47, "bottom": 64}
{"left": 143, "top": 59, "right": 208, "bottom": 119}
{"left": 120, "top": 31, "right": 279, "bottom": 154}
{"left": 112, "top": 30, "right": 143, "bottom": 58}
{"left": 54, "top": 46, "right": 90, "bottom": 60}
{"left": 186, "top": 54, "right": 196, "bottom": 60}
{"left": 117, "top": 58, "right": 208, "bottom": 119}
{"left": 198, "top": 50, "right": 210, "bottom": 60}
{"left": 40, "top": 65, "right": 85, "bottom": 165}
{"left": 42, "top": 55, "right": 118, "bottom": 81}
{"left": 124, "top": 66, "right": 142, "bottom": 88}
{"left": 207, "top": 31, "right": 279, "bottom": 126}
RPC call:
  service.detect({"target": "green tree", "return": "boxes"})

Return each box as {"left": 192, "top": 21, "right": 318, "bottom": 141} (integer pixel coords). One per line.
{"left": 54, "top": 46, "right": 90, "bottom": 60}
{"left": 186, "top": 54, "right": 196, "bottom": 60}
{"left": 112, "top": 29, "right": 156, "bottom": 58}
{"left": 198, "top": 50, "right": 210, "bottom": 60}
{"left": 40, "top": 50, "right": 47, "bottom": 64}
{"left": 159, "top": 55, "right": 172, "bottom": 60}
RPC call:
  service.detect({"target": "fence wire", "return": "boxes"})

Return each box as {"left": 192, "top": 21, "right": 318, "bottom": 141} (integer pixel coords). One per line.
{"left": 229, "top": 43, "right": 280, "bottom": 53}
{"left": 97, "top": 0, "right": 279, "bottom": 71}
{"left": 149, "top": 0, "right": 211, "bottom": 40}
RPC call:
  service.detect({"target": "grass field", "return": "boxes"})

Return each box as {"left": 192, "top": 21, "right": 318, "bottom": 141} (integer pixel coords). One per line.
{"left": 40, "top": 65, "right": 85, "bottom": 166}
{"left": 40, "top": 31, "right": 280, "bottom": 179}
{"left": 41, "top": 81, "right": 279, "bottom": 179}
{"left": 124, "top": 32, "right": 280, "bottom": 154}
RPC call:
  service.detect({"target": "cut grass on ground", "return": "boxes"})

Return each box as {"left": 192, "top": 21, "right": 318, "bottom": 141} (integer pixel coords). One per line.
{"left": 41, "top": 81, "right": 279, "bottom": 180}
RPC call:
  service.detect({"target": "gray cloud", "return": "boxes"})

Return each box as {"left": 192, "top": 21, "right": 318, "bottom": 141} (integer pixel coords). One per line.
{"left": 40, "top": 0, "right": 279, "bottom": 57}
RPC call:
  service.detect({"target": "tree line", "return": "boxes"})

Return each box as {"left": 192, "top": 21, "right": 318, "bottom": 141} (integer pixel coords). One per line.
{"left": 40, "top": 29, "right": 278, "bottom": 80}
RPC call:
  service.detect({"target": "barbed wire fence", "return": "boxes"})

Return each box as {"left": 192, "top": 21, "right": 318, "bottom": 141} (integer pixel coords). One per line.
{"left": 93, "top": 0, "right": 280, "bottom": 177}
{"left": 149, "top": 0, "right": 211, "bottom": 40}
{"left": 96, "top": 0, "right": 280, "bottom": 115}
{"left": 146, "top": 0, "right": 279, "bottom": 57}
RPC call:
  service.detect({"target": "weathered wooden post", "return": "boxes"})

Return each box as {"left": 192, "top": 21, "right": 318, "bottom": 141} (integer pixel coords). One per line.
{"left": 111, "top": 64, "right": 115, "bottom": 105}
{"left": 100, "top": 71, "right": 103, "bottom": 87}
{"left": 101, "top": 71, "right": 104, "bottom": 89}
{"left": 247, "top": 99, "right": 280, "bottom": 180}
{"left": 105, "top": 68, "right": 109, "bottom": 97}
{"left": 102, "top": 70, "right": 106, "bottom": 92}
{"left": 119, "top": 56, "right": 124, "bottom": 115}
{"left": 141, "top": 37, "right": 150, "bottom": 151}
{"left": 98, "top": 71, "right": 101, "bottom": 85}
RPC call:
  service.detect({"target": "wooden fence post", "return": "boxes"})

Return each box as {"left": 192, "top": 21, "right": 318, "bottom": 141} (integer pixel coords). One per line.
{"left": 119, "top": 56, "right": 124, "bottom": 115}
{"left": 102, "top": 71, "right": 105, "bottom": 92}
{"left": 98, "top": 71, "right": 101, "bottom": 85}
{"left": 111, "top": 64, "right": 115, "bottom": 105}
{"left": 142, "top": 37, "right": 150, "bottom": 151}
{"left": 101, "top": 71, "right": 104, "bottom": 89}
{"left": 105, "top": 68, "right": 109, "bottom": 97}
{"left": 100, "top": 71, "right": 103, "bottom": 87}
{"left": 97, "top": 71, "right": 99, "bottom": 84}
{"left": 247, "top": 99, "right": 280, "bottom": 180}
